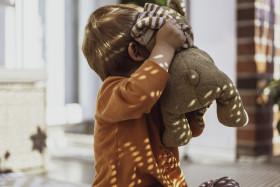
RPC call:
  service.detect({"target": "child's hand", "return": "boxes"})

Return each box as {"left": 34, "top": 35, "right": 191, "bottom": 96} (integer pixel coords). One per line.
{"left": 156, "top": 19, "right": 186, "bottom": 52}
{"left": 148, "top": 19, "right": 185, "bottom": 72}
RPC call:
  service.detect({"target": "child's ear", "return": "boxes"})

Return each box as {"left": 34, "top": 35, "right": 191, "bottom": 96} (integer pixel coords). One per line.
{"left": 128, "top": 42, "right": 147, "bottom": 62}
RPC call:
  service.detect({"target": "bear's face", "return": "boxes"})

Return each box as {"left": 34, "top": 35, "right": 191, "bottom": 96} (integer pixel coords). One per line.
{"left": 145, "top": 6, "right": 215, "bottom": 114}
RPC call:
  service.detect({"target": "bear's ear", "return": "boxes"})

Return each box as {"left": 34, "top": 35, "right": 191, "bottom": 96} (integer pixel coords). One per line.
{"left": 168, "top": 0, "right": 186, "bottom": 16}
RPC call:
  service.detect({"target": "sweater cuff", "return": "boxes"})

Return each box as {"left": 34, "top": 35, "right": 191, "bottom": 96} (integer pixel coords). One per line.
{"left": 130, "top": 60, "right": 170, "bottom": 97}
{"left": 132, "top": 60, "right": 170, "bottom": 82}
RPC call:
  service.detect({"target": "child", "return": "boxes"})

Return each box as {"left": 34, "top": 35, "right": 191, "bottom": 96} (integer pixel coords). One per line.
{"left": 82, "top": 4, "right": 188, "bottom": 186}
{"left": 82, "top": 3, "right": 210, "bottom": 187}
{"left": 82, "top": 3, "right": 243, "bottom": 187}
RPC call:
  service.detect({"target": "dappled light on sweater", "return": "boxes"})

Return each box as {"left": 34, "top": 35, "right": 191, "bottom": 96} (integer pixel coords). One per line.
{"left": 132, "top": 65, "right": 161, "bottom": 79}
{"left": 93, "top": 60, "right": 188, "bottom": 186}
{"left": 110, "top": 164, "right": 117, "bottom": 186}
{"left": 108, "top": 138, "right": 186, "bottom": 187}
{"left": 127, "top": 66, "right": 163, "bottom": 109}
{"left": 131, "top": 64, "right": 162, "bottom": 99}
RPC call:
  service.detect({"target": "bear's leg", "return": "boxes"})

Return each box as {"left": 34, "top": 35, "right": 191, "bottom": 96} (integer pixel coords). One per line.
{"left": 216, "top": 76, "right": 248, "bottom": 127}
{"left": 161, "top": 112, "right": 192, "bottom": 147}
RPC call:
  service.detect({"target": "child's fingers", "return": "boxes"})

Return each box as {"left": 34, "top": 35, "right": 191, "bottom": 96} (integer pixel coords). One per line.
{"left": 156, "top": 19, "right": 186, "bottom": 49}
{"left": 175, "top": 25, "right": 182, "bottom": 31}
{"left": 167, "top": 19, "right": 176, "bottom": 25}
{"left": 169, "top": 20, "right": 182, "bottom": 32}
{"left": 165, "top": 20, "right": 181, "bottom": 30}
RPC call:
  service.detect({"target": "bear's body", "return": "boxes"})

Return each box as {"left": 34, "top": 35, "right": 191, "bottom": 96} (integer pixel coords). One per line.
{"left": 132, "top": 0, "right": 248, "bottom": 147}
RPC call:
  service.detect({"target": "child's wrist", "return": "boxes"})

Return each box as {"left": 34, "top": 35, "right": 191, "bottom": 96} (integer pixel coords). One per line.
{"left": 148, "top": 44, "right": 175, "bottom": 72}
{"left": 155, "top": 42, "right": 176, "bottom": 53}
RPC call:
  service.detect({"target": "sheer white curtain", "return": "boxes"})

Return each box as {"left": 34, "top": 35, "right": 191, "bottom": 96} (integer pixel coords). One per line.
{"left": 0, "top": 0, "right": 45, "bottom": 69}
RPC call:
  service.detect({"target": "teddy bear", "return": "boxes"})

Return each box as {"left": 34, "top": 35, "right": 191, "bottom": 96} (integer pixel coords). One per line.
{"left": 131, "top": 0, "right": 249, "bottom": 147}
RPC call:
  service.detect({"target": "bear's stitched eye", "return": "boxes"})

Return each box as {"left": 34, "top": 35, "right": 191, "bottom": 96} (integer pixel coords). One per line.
{"left": 186, "top": 69, "right": 199, "bottom": 86}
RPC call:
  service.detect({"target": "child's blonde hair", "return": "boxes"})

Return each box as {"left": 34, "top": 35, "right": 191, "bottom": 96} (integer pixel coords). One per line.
{"left": 82, "top": 4, "right": 143, "bottom": 81}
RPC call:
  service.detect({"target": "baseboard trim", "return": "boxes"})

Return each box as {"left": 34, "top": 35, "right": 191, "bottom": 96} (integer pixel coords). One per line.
{"left": 179, "top": 145, "right": 236, "bottom": 163}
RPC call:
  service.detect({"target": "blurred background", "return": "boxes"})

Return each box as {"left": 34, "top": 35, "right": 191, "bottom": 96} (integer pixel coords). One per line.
{"left": 0, "top": 0, "right": 279, "bottom": 186}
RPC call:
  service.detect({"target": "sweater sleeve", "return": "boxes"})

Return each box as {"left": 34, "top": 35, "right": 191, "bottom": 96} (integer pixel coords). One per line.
{"left": 95, "top": 60, "right": 170, "bottom": 123}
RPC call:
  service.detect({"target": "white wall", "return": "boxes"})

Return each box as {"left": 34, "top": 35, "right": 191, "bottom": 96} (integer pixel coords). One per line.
{"left": 0, "top": 6, "right": 4, "bottom": 66}
{"left": 45, "top": 0, "right": 66, "bottom": 125}
{"left": 184, "top": 0, "right": 237, "bottom": 160}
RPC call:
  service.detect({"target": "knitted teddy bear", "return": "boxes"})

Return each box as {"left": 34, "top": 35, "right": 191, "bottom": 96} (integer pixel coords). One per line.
{"left": 131, "top": 0, "right": 248, "bottom": 147}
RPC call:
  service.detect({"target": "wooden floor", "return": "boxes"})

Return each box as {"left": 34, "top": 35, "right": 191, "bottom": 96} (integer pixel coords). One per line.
{"left": 182, "top": 160, "right": 280, "bottom": 187}
{"left": 1, "top": 153, "right": 280, "bottom": 187}
{"left": 1, "top": 130, "right": 280, "bottom": 187}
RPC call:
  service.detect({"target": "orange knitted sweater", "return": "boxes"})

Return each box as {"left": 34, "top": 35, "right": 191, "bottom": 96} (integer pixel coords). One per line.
{"left": 92, "top": 60, "right": 187, "bottom": 187}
